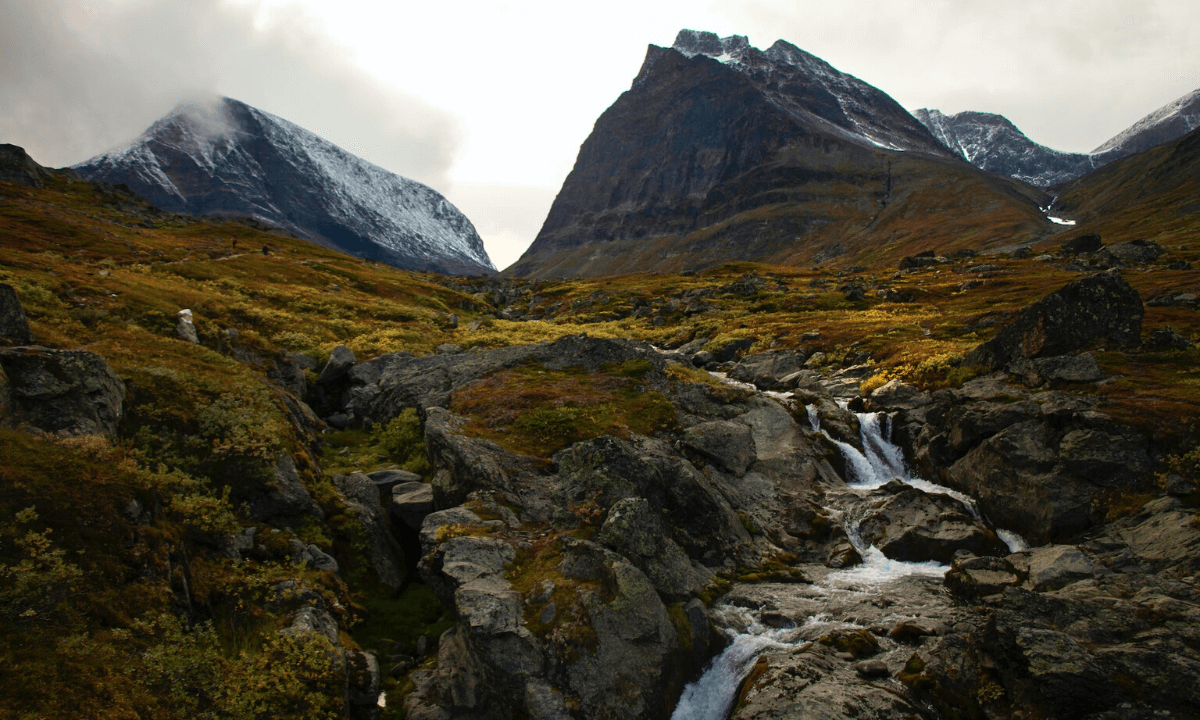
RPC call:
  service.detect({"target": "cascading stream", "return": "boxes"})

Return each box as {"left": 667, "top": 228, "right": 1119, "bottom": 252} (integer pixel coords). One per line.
{"left": 671, "top": 388, "right": 1029, "bottom": 720}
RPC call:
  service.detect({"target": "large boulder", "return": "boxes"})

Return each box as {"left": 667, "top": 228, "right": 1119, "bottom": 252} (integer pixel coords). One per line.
{"left": 1026, "top": 545, "right": 1095, "bottom": 591}
{"left": 0, "top": 347, "right": 125, "bottom": 437}
{"left": 857, "top": 481, "right": 1009, "bottom": 563}
{"left": 965, "top": 272, "right": 1143, "bottom": 370}
{"left": 0, "top": 284, "right": 34, "bottom": 345}
{"left": 1102, "top": 239, "right": 1163, "bottom": 265}
{"left": 945, "top": 421, "right": 1094, "bottom": 543}
{"left": 728, "top": 350, "right": 807, "bottom": 390}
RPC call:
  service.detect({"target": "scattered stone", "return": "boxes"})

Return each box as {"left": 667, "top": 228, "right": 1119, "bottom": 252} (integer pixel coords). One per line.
{"left": 854, "top": 659, "right": 890, "bottom": 677}
{"left": 1145, "top": 326, "right": 1195, "bottom": 350}
{"left": 175, "top": 309, "right": 199, "bottom": 344}
{"left": 1028, "top": 545, "right": 1095, "bottom": 590}
{"left": 435, "top": 343, "right": 463, "bottom": 355}
{"left": 446, "top": 313, "right": 459, "bottom": 329}
{"left": 391, "top": 482, "right": 435, "bottom": 531}
{"left": 0, "top": 284, "right": 34, "bottom": 345}
{"left": 1061, "top": 234, "right": 1103, "bottom": 254}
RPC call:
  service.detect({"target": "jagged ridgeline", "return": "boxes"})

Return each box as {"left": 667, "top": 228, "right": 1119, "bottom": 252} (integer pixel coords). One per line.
{"left": 3, "top": 32, "right": 1200, "bottom": 720}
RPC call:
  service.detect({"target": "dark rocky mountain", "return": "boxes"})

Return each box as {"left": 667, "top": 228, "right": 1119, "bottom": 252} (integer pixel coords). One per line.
{"left": 74, "top": 98, "right": 495, "bottom": 276}
{"left": 507, "top": 31, "right": 1052, "bottom": 278}
{"left": 917, "top": 86, "right": 1200, "bottom": 188}
{"left": 914, "top": 109, "right": 1101, "bottom": 187}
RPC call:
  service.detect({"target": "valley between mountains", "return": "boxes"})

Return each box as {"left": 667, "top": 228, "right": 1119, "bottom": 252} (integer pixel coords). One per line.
{"left": 3, "top": 29, "right": 1200, "bottom": 720}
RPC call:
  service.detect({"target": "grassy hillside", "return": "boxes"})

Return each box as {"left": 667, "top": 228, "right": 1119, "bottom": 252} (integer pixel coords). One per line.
{"left": 2, "top": 158, "right": 1200, "bottom": 717}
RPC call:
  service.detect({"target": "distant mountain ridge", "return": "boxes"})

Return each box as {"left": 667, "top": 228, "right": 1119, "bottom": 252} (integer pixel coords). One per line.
{"left": 916, "top": 87, "right": 1200, "bottom": 187}
{"left": 74, "top": 98, "right": 495, "bottom": 276}
{"left": 507, "top": 30, "right": 1051, "bottom": 278}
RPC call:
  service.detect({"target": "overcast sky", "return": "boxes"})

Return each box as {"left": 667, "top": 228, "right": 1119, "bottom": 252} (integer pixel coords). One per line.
{"left": 3, "top": 0, "right": 1198, "bottom": 270}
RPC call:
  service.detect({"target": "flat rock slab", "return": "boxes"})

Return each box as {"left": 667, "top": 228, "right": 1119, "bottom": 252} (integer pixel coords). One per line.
{"left": 1028, "top": 545, "right": 1095, "bottom": 591}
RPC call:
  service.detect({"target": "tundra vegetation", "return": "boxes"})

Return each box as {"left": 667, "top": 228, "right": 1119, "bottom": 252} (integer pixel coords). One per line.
{"left": 1, "top": 167, "right": 1199, "bottom": 719}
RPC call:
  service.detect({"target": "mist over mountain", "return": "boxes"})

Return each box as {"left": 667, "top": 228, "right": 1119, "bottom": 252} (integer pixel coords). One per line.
{"left": 74, "top": 98, "right": 495, "bottom": 276}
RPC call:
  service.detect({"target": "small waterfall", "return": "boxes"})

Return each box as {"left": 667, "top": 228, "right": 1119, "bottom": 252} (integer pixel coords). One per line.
{"left": 670, "top": 632, "right": 785, "bottom": 720}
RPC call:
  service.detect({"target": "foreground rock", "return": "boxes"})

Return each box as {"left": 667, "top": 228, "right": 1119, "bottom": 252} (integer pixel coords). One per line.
{"left": 0, "top": 347, "right": 125, "bottom": 437}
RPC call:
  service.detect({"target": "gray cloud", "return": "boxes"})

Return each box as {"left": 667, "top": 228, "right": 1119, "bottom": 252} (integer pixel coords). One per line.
{"left": 0, "top": 0, "right": 461, "bottom": 188}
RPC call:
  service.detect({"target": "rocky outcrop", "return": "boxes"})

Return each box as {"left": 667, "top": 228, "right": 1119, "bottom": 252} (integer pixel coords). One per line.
{"left": 335, "top": 471, "right": 406, "bottom": 589}
{"left": 0, "top": 346, "right": 125, "bottom": 437}
{"left": 0, "top": 284, "right": 34, "bottom": 345}
{"left": 248, "top": 454, "right": 323, "bottom": 523}
{"left": 964, "top": 272, "right": 1143, "bottom": 371}
{"left": 0, "top": 144, "right": 56, "bottom": 188}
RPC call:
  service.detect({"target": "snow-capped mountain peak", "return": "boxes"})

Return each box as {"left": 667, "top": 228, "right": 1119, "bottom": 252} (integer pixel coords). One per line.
{"left": 75, "top": 97, "right": 495, "bottom": 276}
{"left": 669, "top": 30, "right": 950, "bottom": 157}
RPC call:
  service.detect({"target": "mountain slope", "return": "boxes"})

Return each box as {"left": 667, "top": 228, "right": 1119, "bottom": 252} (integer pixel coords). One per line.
{"left": 1049, "top": 126, "right": 1200, "bottom": 245}
{"left": 74, "top": 98, "right": 495, "bottom": 276}
{"left": 1092, "top": 87, "right": 1200, "bottom": 157}
{"left": 914, "top": 109, "right": 1100, "bottom": 187}
{"left": 917, "top": 87, "right": 1200, "bottom": 188}
{"left": 508, "top": 31, "right": 1052, "bottom": 278}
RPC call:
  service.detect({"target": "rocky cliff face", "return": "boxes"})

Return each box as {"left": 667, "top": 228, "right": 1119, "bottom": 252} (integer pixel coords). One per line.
{"left": 916, "top": 86, "right": 1200, "bottom": 188}
{"left": 73, "top": 98, "right": 495, "bottom": 276}
{"left": 508, "top": 31, "right": 1050, "bottom": 279}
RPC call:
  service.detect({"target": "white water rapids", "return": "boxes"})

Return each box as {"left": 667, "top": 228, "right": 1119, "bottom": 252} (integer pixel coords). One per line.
{"left": 670, "top": 390, "right": 1028, "bottom": 720}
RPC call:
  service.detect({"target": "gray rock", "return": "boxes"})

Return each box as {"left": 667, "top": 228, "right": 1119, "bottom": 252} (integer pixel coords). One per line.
{"left": 728, "top": 350, "right": 808, "bottom": 390}
{"left": 435, "top": 343, "right": 463, "bottom": 355}
{"left": 965, "top": 272, "right": 1143, "bottom": 370}
{"left": 0, "top": 284, "right": 33, "bottom": 345}
{"left": 944, "top": 555, "right": 1022, "bottom": 598}
{"left": 866, "top": 379, "right": 931, "bottom": 411}
{"left": 857, "top": 481, "right": 1009, "bottom": 563}
{"left": 1033, "top": 352, "right": 1104, "bottom": 383}
{"left": 368, "top": 468, "right": 422, "bottom": 494}
{"left": 1145, "top": 326, "right": 1195, "bottom": 351}
{"left": 0, "top": 347, "right": 125, "bottom": 437}
{"left": 392, "top": 482, "right": 435, "bottom": 530}
{"left": 1028, "top": 545, "right": 1095, "bottom": 590}
{"left": 1103, "top": 239, "right": 1163, "bottom": 265}
{"left": 1057, "top": 426, "right": 1149, "bottom": 484}
{"left": 280, "top": 606, "right": 340, "bottom": 646}
{"left": 597, "top": 497, "right": 702, "bottom": 600}
{"left": 556, "top": 434, "right": 749, "bottom": 562}
{"left": 854, "top": 659, "right": 889, "bottom": 677}
{"left": 681, "top": 420, "right": 757, "bottom": 476}
{"left": 1061, "top": 233, "right": 1103, "bottom": 254}
{"left": 317, "top": 344, "right": 356, "bottom": 385}
{"left": 336, "top": 471, "right": 405, "bottom": 589}
{"left": 175, "top": 309, "right": 199, "bottom": 344}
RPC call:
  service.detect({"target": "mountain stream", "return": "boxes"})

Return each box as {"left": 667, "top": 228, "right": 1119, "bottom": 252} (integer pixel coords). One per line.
{"left": 671, "top": 380, "right": 1027, "bottom": 720}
